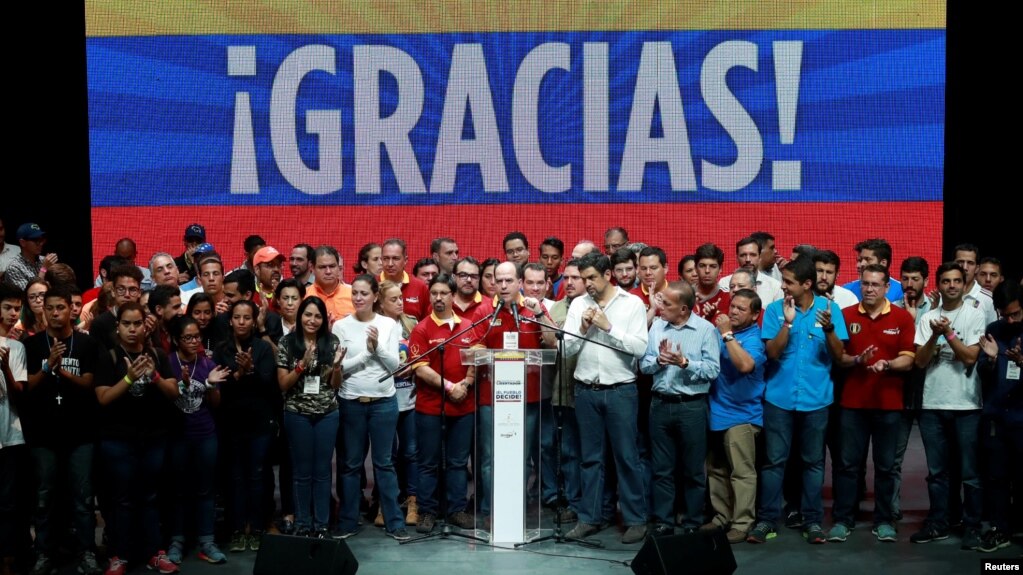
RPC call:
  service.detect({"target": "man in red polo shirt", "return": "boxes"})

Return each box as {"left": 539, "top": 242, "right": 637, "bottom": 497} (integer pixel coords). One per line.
{"left": 381, "top": 238, "right": 431, "bottom": 320}
{"left": 630, "top": 246, "right": 669, "bottom": 327}
{"left": 693, "top": 243, "right": 729, "bottom": 323}
{"left": 452, "top": 257, "right": 485, "bottom": 320}
{"left": 471, "top": 262, "right": 550, "bottom": 523}
{"left": 408, "top": 274, "right": 478, "bottom": 533}
{"left": 827, "top": 263, "right": 916, "bottom": 543}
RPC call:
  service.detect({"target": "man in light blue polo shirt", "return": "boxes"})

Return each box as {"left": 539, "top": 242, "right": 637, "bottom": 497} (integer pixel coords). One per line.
{"left": 842, "top": 238, "right": 904, "bottom": 301}
{"left": 640, "top": 281, "right": 720, "bottom": 537}
{"left": 748, "top": 256, "right": 848, "bottom": 545}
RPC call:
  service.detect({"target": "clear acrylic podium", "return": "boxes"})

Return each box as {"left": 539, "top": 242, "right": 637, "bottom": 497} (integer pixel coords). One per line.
{"left": 461, "top": 348, "right": 558, "bottom": 544}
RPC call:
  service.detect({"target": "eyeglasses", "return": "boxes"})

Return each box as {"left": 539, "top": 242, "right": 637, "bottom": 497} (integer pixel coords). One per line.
{"left": 115, "top": 286, "right": 141, "bottom": 296}
{"left": 28, "top": 293, "right": 47, "bottom": 301}
{"left": 180, "top": 334, "right": 201, "bottom": 342}
{"left": 456, "top": 273, "right": 479, "bottom": 281}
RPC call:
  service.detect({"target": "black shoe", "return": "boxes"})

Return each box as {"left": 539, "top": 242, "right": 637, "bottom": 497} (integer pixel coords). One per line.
{"left": 784, "top": 511, "right": 804, "bottom": 529}
{"left": 280, "top": 518, "right": 296, "bottom": 535}
{"left": 961, "top": 527, "right": 982, "bottom": 550}
{"left": 978, "top": 528, "right": 1011, "bottom": 553}
{"left": 652, "top": 524, "right": 675, "bottom": 537}
{"left": 910, "top": 525, "right": 950, "bottom": 543}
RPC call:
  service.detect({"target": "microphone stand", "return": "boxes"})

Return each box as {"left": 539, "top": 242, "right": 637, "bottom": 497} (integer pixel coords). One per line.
{"left": 513, "top": 313, "right": 623, "bottom": 549}
{"left": 386, "top": 310, "right": 496, "bottom": 546}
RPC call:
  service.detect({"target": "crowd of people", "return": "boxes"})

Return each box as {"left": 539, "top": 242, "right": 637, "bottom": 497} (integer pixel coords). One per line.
{"left": 0, "top": 218, "right": 1019, "bottom": 575}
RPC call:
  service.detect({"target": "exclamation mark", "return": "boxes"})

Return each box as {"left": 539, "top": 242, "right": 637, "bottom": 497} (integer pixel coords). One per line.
{"left": 229, "top": 45, "right": 259, "bottom": 194}
{"left": 772, "top": 41, "right": 802, "bottom": 191}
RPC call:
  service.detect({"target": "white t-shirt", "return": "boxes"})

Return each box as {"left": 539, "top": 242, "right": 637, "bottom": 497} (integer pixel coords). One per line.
{"left": 916, "top": 303, "right": 985, "bottom": 410}
{"left": 332, "top": 313, "right": 400, "bottom": 400}
{"left": 0, "top": 336, "right": 27, "bottom": 448}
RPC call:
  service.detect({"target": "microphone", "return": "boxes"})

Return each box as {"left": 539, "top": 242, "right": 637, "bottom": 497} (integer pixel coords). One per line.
{"left": 488, "top": 300, "right": 502, "bottom": 325}
{"left": 511, "top": 301, "right": 522, "bottom": 331}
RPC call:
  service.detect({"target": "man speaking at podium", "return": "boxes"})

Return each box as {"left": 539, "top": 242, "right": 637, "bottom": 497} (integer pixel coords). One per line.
{"left": 473, "top": 262, "right": 551, "bottom": 523}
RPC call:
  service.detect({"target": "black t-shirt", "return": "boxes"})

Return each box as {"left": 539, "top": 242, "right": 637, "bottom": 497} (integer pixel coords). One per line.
{"left": 95, "top": 345, "right": 181, "bottom": 441}
{"left": 22, "top": 331, "right": 101, "bottom": 448}
{"left": 90, "top": 310, "right": 117, "bottom": 352}
{"left": 213, "top": 335, "right": 278, "bottom": 439}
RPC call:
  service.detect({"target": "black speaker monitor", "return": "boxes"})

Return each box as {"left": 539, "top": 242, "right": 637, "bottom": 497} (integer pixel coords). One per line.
{"left": 253, "top": 533, "right": 359, "bottom": 575}
{"left": 631, "top": 530, "right": 736, "bottom": 575}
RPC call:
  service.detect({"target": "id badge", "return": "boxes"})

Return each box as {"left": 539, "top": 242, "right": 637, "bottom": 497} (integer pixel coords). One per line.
{"left": 1008, "top": 362, "right": 1021, "bottom": 381}
{"left": 303, "top": 375, "right": 321, "bottom": 395}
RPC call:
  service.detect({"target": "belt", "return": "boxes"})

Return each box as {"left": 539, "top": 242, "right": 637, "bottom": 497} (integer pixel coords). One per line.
{"left": 575, "top": 380, "right": 635, "bottom": 391}
{"left": 357, "top": 396, "right": 386, "bottom": 403}
{"left": 652, "top": 391, "right": 707, "bottom": 403}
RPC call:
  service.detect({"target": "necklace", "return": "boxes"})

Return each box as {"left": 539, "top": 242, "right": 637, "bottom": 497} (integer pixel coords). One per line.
{"left": 45, "top": 332, "right": 74, "bottom": 405}
{"left": 940, "top": 303, "right": 965, "bottom": 336}
{"left": 175, "top": 351, "right": 199, "bottom": 379}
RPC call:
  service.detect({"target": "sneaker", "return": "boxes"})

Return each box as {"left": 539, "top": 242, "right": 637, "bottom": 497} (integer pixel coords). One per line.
{"left": 405, "top": 495, "right": 419, "bottom": 526}
{"left": 31, "top": 555, "right": 55, "bottom": 575}
{"left": 784, "top": 510, "right": 804, "bottom": 529}
{"left": 247, "top": 531, "right": 263, "bottom": 552}
{"left": 622, "top": 525, "right": 648, "bottom": 544}
{"left": 872, "top": 523, "right": 898, "bottom": 542}
{"left": 313, "top": 528, "right": 330, "bottom": 539}
{"left": 385, "top": 528, "right": 411, "bottom": 542}
{"left": 747, "top": 522, "right": 777, "bottom": 543}
{"left": 803, "top": 523, "right": 827, "bottom": 544}
{"left": 229, "top": 531, "right": 247, "bottom": 552}
{"left": 280, "top": 518, "right": 296, "bottom": 535}
{"left": 448, "top": 511, "right": 475, "bottom": 529}
{"left": 910, "top": 524, "right": 949, "bottom": 543}
{"left": 725, "top": 528, "right": 747, "bottom": 544}
{"left": 198, "top": 542, "right": 227, "bottom": 564}
{"left": 146, "top": 551, "right": 179, "bottom": 574}
{"left": 78, "top": 551, "right": 103, "bottom": 575}
{"left": 416, "top": 513, "right": 436, "bottom": 534}
{"left": 961, "top": 527, "right": 983, "bottom": 551}
{"left": 166, "top": 540, "right": 184, "bottom": 565}
{"left": 331, "top": 527, "right": 360, "bottom": 539}
{"left": 652, "top": 524, "right": 675, "bottom": 537}
{"left": 827, "top": 523, "right": 852, "bottom": 542}
{"left": 565, "top": 522, "right": 600, "bottom": 539}
{"left": 104, "top": 557, "right": 128, "bottom": 575}
{"left": 978, "top": 528, "right": 1012, "bottom": 553}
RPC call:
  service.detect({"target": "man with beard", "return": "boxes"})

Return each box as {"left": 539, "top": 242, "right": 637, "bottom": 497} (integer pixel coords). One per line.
{"left": 843, "top": 239, "right": 904, "bottom": 301}
{"left": 252, "top": 246, "right": 285, "bottom": 310}
{"left": 692, "top": 243, "right": 729, "bottom": 323}
{"left": 288, "top": 244, "right": 315, "bottom": 287}
{"left": 174, "top": 224, "right": 206, "bottom": 284}
{"left": 89, "top": 264, "right": 144, "bottom": 350}
{"left": 451, "top": 257, "right": 484, "bottom": 319}
{"left": 952, "top": 244, "right": 997, "bottom": 327}
{"left": 611, "top": 248, "right": 639, "bottom": 291}
{"left": 911, "top": 262, "right": 986, "bottom": 548}
{"left": 811, "top": 250, "right": 859, "bottom": 309}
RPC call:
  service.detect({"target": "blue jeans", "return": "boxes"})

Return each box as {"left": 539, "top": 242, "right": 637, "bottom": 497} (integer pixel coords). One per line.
{"left": 532, "top": 399, "right": 557, "bottom": 505}
{"left": 227, "top": 433, "right": 272, "bottom": 531}
{"left": 339, "top": 397, "right": 402, "bottom": 532}
{"left": 168, "top": 435, "right": 218, "bottom": 541}
{"left": 981, "top": 418, "right": 1023, "bottom": 532}
{"left": 394, "top": 409, "right": 419, "bottom": 498}
{"left": 477, "top": 406, "right": 493, "bottom": 516}
{"left": 649, "top": 396, "right": 708, "bottom": 528}
{"left": 416, "top": 411, "right": 474, "bottom": 517}
{"left": 832, "top": 408, "right": 900, "bottom": 526}
{"left": 918, "top": 409, "right": 982, "bottom": 530}
{"left": 892, "top": 410, "right": 916, "bottom": 516}
{"left": 284, "top": 409, "right": 339, "bottom": 531}
{"left": 31, "top": 443, "right": 96, "bottom": 554}
{"left": 757, "top": 402, "right": 828, "bottom": 527}
{"left": 574, "top": 382, "right": 648, "bottom": 526}
{"left": 99, "top": 438, "right": 166, "bottom": 558}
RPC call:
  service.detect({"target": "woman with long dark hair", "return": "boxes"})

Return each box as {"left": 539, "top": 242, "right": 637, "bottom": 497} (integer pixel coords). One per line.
{"left": 165, "top": 316, "right": 230, "bottom": 565}
{"left": 331, "top": 274, "right": 406, "bottom": 540}
{"left": 274, "top": 278, "right": 305, "bottom": 337}
{"left": 353, "top": 243, "right": 382, "bottom": 277}
{"left": 95, "top": 302, "right": 181, "bottom": 574}
{"left": 186, "top": 293, "right": 223, "bottom": 359}
{"left": 276, "top": 296, "right": 344, "bottom": 537}
{"left": 213, "top": 300, "right": 277, "bottom": 553}
{"left": 16, "top": 278, "right": 48, "bottom": 338}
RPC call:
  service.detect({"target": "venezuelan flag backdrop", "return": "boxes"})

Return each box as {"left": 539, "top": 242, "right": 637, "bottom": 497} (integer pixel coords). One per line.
{"left": 86, "top": 1, "right": 944, "bottom": 280}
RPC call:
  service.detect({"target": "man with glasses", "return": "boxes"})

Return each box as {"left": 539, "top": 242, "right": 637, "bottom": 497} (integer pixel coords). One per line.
{"left": 4, "top": 223, "right": 58, "bottom": 291}
{"left": 88, "top": 265, "right": 144, "bottom": 350}
{"left": 503, "top": 231, "right": 531, "bottom": 266}
{"left": 380, "top": 239, "right": 430, "bottom": 320}
{"left": 451, "top": 257, "right": 484, "bottom": 319}
{"left": 603, "top": 227, "right": 629, "bottom": 256}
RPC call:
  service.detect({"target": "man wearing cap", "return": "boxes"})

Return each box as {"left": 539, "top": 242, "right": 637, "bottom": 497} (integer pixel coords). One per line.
{"left": 174, "top": 223, "right": 207, "bottom": 284}
{"left": 253, "top": 247, "right": 284, "bottom": 310}
{"left": 4, "top": 223, "right": 58, "bottom": 290}
{"left": 0, "top": 218, "right": 21, "bottom": 282}
{"left": 178, "top": 243, "right": 216, "bottom": 293}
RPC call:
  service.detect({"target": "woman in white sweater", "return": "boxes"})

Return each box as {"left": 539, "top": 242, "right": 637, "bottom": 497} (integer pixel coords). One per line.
{"left": 330, "top": 274, "right": 407, "bottom": 540}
